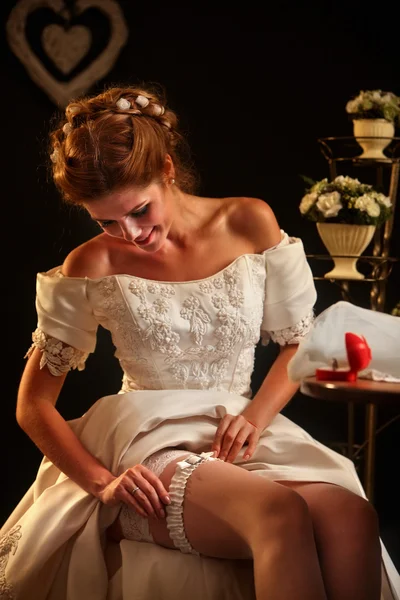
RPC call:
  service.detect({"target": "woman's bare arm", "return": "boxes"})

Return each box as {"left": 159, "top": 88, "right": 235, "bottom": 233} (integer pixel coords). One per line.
{"left": 241, "top": 344, "right": 300, "bottom": 430}
{"left": 16, "top": 347, "right": 115, "bottom": 497}
{"left": 16, "top": 347, "right": 170, "bottom": 515}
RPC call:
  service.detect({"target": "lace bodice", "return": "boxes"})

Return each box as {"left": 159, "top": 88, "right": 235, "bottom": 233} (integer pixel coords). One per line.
{"left": 26, "top": 233, "right": 317, "bottom": 398}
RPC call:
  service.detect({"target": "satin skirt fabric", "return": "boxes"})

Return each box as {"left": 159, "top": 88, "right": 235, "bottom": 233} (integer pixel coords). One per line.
{"left": 1, "top": 389, "right": 399, "bottom": 600}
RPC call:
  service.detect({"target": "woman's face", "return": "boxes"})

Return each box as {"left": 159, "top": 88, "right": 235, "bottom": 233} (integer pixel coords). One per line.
{"left": 84, "top": 182, "right": 173, "bottom": 251}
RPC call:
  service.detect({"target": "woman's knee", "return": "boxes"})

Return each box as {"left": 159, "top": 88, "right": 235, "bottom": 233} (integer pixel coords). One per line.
{"left": 251, "top": 484, "right": 313, "bottom": 544}
{"left": 302, "top": 484, "right": 380, "bottom": 544}
{"left": 334, "top": 493, "right": 379, "bottom": 542}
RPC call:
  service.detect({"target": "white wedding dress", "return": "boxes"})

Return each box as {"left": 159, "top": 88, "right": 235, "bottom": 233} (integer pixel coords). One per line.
{"left": 1, "top": 232, "right": 398, "bottom": 600}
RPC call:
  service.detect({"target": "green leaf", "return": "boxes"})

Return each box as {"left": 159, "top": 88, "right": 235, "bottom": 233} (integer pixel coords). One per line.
{"left": 299, "top": 174, "right": 316, "bottom": 187}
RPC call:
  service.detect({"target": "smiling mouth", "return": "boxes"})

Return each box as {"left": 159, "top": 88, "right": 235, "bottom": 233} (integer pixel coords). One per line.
{"left": 135, "top": 227, "right": 154, "bottom": 245}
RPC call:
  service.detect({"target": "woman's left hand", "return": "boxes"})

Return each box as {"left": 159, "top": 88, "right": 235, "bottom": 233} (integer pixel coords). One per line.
{"left": 211, "top": 414, "right": 261, "bottom": 463}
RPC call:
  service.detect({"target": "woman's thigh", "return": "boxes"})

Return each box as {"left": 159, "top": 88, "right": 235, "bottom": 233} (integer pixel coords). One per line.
{"left": 149, "top": 457, "right": 306, "bottom": 560}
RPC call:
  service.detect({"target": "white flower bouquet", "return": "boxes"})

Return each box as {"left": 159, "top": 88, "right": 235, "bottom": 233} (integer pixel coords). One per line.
{"left": 345, "top": 89, "right": 400, "bottom": 125}
{"left": 299, "top": 175, "right": 392, "bottom": 226}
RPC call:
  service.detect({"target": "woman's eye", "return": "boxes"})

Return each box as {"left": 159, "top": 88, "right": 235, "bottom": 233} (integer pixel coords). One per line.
{"left": 131, "top": 205, "right": 148, "bottom": 217}
{"left": 97, "top": 205, "right": 148, "bottom": 228}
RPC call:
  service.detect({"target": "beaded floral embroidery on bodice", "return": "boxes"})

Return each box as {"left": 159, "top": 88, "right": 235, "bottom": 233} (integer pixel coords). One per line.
{"left": 90, "top": 255, "right": 266, "bottom": 397}
{"left": 27, "top": 247, "right": 314, "bottom": 395}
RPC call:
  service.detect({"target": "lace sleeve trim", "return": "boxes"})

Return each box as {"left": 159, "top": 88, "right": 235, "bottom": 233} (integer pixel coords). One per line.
{"left": 261, "top": 310, "right": 315, "bottom": 346}
{"left": 24, "top": 328, "right": 89, "bottom": 376}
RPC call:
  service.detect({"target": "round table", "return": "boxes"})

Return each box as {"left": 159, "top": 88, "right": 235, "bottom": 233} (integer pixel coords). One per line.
{"left": 300, "top": 376, "right": 400, "bottom": 502}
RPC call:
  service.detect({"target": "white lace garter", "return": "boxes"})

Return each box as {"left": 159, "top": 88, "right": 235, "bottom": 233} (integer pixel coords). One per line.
{"left": 119, "top": 449, "right": 189, "bottom": 544}
{"left": 118, "top": 450, "right": 219, "bottom": 554}
{"left": 167, "top": 451, "right": 219, "bottom": 555}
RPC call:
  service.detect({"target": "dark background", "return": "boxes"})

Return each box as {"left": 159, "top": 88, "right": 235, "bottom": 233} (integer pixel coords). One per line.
{"left": 2, "top": 0, "right": 399, "bottom": 573}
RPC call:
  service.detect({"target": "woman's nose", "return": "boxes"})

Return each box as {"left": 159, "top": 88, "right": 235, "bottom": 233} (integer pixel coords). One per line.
{"left": 119, "top": 220, "right": 142, "bottom": 241}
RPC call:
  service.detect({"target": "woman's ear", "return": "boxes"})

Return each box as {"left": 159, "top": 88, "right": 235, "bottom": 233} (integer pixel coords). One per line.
{"left": 163, "top": 154, "right": 175, "bottom": 182}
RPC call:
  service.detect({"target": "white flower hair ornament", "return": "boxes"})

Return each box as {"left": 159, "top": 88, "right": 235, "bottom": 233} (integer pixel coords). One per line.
{"left": 63, "top": 123, "right": 73, "bottom": 135}
{"left": 116, "top": 97, "right": 131, "bottom": 110}
{"left": 66, "top": 105, "right": 80, "bottom": 116}
{"left": 152, "top": 104, "right": 165, "bottom": 116}
{"left": 50, "top": 148, "right": 59, "bottom": 163}
{"left": 135, "top": 95, "right": 149, "bottom": 108}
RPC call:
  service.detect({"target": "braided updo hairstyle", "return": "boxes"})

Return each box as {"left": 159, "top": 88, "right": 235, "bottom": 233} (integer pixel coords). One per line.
{"left": 49, "top": 84, "right": 198, "bottom": 205}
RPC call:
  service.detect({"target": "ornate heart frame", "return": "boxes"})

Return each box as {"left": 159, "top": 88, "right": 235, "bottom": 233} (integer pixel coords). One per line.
{"left": 6, "top": 0, "right": 129, "bottom": 107}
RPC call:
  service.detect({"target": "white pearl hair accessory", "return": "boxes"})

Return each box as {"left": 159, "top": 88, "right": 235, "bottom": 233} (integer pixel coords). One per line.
{"left": 135, "top": 95, "right": 149, "bottom": 108}
{"left": 66, "top": 105, "right": 80, "bottom": 115}
{"left": 152, "top": 104, "right": 165, "bottom": 116}
{"left": 50, "top": 148, "right": 59, "bottom": 163}
{"left": 63, "top": 123, "right": 73, "bottom": 135}
{"left": 116, "top": 98, "right": 131, "bottom": 110}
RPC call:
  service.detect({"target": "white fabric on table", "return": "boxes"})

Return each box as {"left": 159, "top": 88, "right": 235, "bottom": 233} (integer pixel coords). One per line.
{"left": 288, "top": 300, "right": 400, "bottom": 382}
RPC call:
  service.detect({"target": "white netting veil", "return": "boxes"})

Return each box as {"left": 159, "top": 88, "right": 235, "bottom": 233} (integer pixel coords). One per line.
{"left": 287, "top": 301, "right": 400, "bottom": 382}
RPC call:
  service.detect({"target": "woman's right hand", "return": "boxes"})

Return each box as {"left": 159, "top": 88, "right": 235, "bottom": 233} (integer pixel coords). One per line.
{"left": 98, "top": 465, "right": 171, "bottom": 519}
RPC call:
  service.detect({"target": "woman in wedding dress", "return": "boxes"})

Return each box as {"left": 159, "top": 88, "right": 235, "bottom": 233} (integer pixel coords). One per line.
{"left": 1, "top": 83, "right": 398, "bottom": 600}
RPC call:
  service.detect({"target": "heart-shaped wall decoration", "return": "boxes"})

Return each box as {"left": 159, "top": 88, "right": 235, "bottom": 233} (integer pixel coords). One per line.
{"left": 6, "top": 0, "right": 129, "bottom": 107}
{"left": 42, "top": 24, "right": 92, "bottom": 74}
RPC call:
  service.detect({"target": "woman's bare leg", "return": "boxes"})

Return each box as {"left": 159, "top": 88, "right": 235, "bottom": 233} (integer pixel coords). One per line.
{"left": 145, "top": 458, "right": 328, "bottom": 600}
{"left": 280, "top": 482, "right": 381, "bottom": 600}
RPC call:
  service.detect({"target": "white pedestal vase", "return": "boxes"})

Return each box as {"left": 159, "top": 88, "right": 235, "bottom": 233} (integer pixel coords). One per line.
{"left": 316, "top": 223, "right": 376, "bottom": 280}
{"left": 353, "top": 119, "right": 394, "bottom": 160}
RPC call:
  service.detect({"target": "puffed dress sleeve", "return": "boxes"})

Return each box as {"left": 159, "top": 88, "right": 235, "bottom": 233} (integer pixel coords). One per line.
{"left": 25, "top": 267, "right": 99, "bottom": 375}
{"left": 260, "top": 232, "right": 317, "bottom": 346}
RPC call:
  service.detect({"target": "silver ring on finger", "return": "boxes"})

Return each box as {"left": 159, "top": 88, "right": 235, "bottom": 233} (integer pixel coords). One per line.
{"left": 131, "top": 486, "right": 140, "bottom": 495}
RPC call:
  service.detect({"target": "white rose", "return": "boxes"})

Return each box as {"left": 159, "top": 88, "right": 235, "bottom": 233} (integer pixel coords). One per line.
{"left": 316, "top": 191, "right": 343, "bottom": 218}
{"left": 355, "top": 195, "right": 381, "bottom": 218}
{"left": 299, "top": 192, "right": 318, "bottom": 214}
{"left": 372, "top": 90, "right": 383, "bottom": 102}
{"left": 381, "top": 93, "right": 394, "bottom": 104}
{"left": 374, "top": 193, "right": 391, "bottom": 208}
{"left": 365, "top": 201, "right": 380, "bottom": 218}
{"left": 346, "top": 99, "right": 359, "bottom": 113}
{"left": 334, "top": 175, "right": 360, "bottom": 190}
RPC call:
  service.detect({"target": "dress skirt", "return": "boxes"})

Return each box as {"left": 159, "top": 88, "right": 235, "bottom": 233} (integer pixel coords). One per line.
{"left": 1, "top": 389, "right": 399, "bottom": 600}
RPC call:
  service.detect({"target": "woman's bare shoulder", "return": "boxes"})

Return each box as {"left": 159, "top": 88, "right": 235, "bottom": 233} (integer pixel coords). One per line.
{"left": 225, "top": 196, "right": 282, "bottom": 252}
{"left": 61, "top": 234, "right": 112, "bottom": 278}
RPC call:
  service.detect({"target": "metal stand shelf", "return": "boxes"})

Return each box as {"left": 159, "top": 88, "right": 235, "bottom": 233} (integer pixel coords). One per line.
{"left": 313, "top": 136, "right": 399, "bottom": 313}
{"left": 306, "top": 255, "right": 399, "bottom": 305}
{"left": 303, "top": 136, "right": 400, "bottom": 501}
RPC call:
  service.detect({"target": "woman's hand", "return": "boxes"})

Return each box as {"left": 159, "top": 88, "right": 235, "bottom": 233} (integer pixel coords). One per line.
{"left": 98, "top": 465, "right": 171, "bottom": 519}
{"left": 211, "top": 414, "right": 261, "bottom": 463}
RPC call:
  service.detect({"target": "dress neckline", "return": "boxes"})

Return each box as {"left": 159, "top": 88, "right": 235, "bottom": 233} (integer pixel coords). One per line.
{"left": 54, "top": 251, "right": 263, "bottom": 285}
{"left": 44, "top": 231, "right": 293, "bottom": 286}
